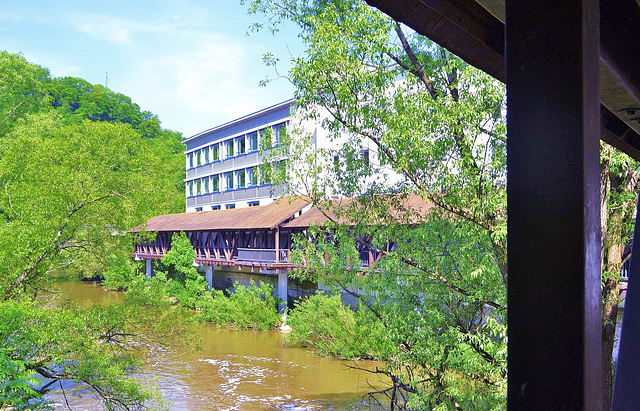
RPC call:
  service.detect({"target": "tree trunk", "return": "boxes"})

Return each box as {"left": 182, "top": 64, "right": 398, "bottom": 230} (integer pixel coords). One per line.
{"left": 600, "top": 156, "right": 637, "bottom": 407}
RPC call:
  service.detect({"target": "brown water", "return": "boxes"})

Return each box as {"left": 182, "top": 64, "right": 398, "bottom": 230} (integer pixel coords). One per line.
{"left": 44, "top": 281, "right": 386, "bottom": 410}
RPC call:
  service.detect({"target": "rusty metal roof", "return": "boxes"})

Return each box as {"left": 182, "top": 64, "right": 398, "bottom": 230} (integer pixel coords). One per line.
{"left": 283, "top": 193, "right": 433, "bottom": 229}
{"left": 130, "top": 196, "right": 310, "bottom": 233}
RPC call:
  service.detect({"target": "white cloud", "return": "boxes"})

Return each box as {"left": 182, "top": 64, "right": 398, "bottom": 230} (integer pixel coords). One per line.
{"left": 67, "top": 12, "right": 182, "bottom": 45}
{"left": 71, "top": 14, "right": 134, "bottom": 45}
{"left": 123, "top": 34, "right": 261, "bottom": 134}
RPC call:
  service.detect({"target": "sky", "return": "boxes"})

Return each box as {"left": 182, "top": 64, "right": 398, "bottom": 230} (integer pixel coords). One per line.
{"left": 0, "top": 0, "right": 304, "bottom": 137}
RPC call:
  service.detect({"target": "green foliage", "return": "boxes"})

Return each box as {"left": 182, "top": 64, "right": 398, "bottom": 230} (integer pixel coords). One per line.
{"left": 47, "top": 77, "right": 161, "bottom": 137}
{"left": 123, "top": 272, "right": 181, "bottom": 308}
{"left": 0, "top": 50, "right": 188, "bottom": 408}
{"left": 0, "top": 299, "right": 199, "bottom": 410}
{"left": 160, "top": 232, "right": 209, "bottom": 309}
{"left": 0, "top": 51, "right": 51, "bottom": 137}
{"left": 248, "top": 1, "right": 507, "bottom": 408}
{"left": 0, "top": 113, "right": 176, "bottom": 300}
{"left": 198, "top": 281, "right": 281, "bottom": 331}
{"left": 286, "top": 293, "right": 392, "bottom": 360}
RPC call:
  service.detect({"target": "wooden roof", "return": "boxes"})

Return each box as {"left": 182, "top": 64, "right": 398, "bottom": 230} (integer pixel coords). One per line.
{"left": 365, "top": 0, "right": 640, "bottom": 161}
{"left": 283, "top": 193, "right": 433, "bottom": 229}
{"left": 130, "top": 196, "right": 309, "bottom": 233}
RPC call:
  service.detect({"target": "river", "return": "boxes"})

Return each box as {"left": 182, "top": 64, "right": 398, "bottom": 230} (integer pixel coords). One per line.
{"left": 44, "top": 281, "right": 386, "bottom": 410}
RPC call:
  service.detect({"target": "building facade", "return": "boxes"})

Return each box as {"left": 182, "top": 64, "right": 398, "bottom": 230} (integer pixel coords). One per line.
{"left": 183, "top": 99, "right": 401, "bottom": 212}
{"left": 183, "top": 100, "right": 293, "bottom": 212}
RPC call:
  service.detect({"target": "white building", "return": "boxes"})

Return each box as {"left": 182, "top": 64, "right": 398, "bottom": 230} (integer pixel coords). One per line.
{"left": 183, "top": 100, "right": 295, "bottom": 212}
{"left": 183, "top": 99, "right": 402, "bottom": 213}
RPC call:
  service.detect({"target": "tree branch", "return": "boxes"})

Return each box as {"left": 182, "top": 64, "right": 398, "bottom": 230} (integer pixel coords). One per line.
{"left": 393, "top": 21, "right": 438, "bottom": 100}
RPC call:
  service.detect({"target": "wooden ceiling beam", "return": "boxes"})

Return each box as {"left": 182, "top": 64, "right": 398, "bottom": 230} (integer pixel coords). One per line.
{"left": 365, "top": 0, "right": 505, "bottom": 81}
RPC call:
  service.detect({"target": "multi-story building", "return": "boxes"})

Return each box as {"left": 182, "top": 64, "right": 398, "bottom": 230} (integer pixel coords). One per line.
{"left": 183, "top": 99, "right": 402, "bottom": 213}
{"left": 183, "top": 100, "right": 293, "bottom": 212}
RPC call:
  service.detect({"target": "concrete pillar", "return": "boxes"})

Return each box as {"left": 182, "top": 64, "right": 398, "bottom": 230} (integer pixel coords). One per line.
{"left": 145, "top": 259, "right": 153, "bottom": 279}
{"left": 277, "top": 269, "right": 288, "bottom": 314}
{"left": 205, "top": 266, "right": 213, "bottom": 291}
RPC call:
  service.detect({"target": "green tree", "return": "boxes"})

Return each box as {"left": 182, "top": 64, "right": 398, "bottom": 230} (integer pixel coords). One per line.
{"left": 249, "top": 1, "right": 639, "bottom": 408}
{"left": 0, "top": 51, "right": 51, "bottom": 136}
{"left": 0, "top": 300, "right": 196, "bottom": 410}
{"left": 45, "top": 76, "right": 186, "bottom": 213}
{"left": 0, "top": 112, "right": 189, "bottom": 409}
{"left": 0, "top": 50, "right": 192, "bottom": 409}
{"left": 600, "top": 144, "right": 639, "bottom": 405}
{"left": 0, "top": 113, "right": 176, "bottom": 299}
{"left": 248, "top": 0, "right": 507, "bottom": 408}
{"left": 160, "top": 231, "right": 209, "bottom": 309}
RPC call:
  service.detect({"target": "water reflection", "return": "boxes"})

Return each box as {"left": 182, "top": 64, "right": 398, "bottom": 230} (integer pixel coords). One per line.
{"left": 45, "top": 282, "right": 387, "bottom": 410}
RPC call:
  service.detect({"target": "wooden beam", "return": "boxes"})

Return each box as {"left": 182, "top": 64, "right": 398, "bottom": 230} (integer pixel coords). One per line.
{"left": 506, "top": 0, "right": 602, "bottom": 408}
{"left": 365, "top": 0, "right": 505, "bottom": 81}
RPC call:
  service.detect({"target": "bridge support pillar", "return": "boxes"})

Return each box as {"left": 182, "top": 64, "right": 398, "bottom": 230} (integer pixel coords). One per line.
{"left": 145, "top": 259, "right": 153, "bottom": 279}
{"left": 205, "top": 266, "right": 213, "bottom": 291}
{"left": 277, "top": 269, "right": 288, "bottom": 314}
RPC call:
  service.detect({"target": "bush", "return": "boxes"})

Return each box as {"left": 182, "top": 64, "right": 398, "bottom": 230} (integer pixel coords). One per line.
{"left": 123, "top": 272, "right": 180, "bottom": 307}
{"left": 198, "top": 281, "right": 281, "bottom": 331}
{"left": 285, "top": 292, "right": 393, "bottom": 360}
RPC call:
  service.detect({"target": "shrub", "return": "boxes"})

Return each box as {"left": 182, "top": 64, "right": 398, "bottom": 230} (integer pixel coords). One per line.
{"left": 285, "top": 292, "right": 393, "bottom": 360}
{"left": 198, "top": 281, "right": 280, "bottom": 331}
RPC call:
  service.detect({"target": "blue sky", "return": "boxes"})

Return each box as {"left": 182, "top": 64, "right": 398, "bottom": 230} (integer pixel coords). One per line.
{"left": 0, "top": 0, "right": 303, "bottom": 137}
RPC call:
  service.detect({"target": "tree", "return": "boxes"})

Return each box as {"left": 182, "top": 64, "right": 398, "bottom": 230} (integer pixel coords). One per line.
{"left": 0, "top": 299, "right": 196, "bottom": 410}
{"left": 0, "top": 50, "right": 191, "bottom": 409}
{"left": 248, "top": 1, "right": 639, "bottom": 408}
{"left": 160, "top": 231, "right": 209, "bottom": 309}
{"left": 0, "top": 51, "right": 51, "bottom": 137}
{"left": 46, "top": 76, "right": 186, "bottom": 213}
{"left": 0, "top": 112, "right": 190, "bottom": 409}
{"left": 0, "top": 113, "right": 177, "bottom": 299}
{"left": 600, "top": 144, "right": 639, "bottom": 405}
{"left": 248, "top": 0, "right": 507, "bottom": 408}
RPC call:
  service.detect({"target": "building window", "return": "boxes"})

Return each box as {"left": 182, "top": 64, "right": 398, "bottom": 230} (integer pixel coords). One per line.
{"left": 260, "top": 164, "right": 272, "bottom": 185}
{"left": 237, "top": 136, "right": 246, "bottom": 155}
{"left": 202, "top": 177, "right": 209, "bottom": 194}
{"left": 225, "top": 203, "right": 235, "bottom": 209}
{"left": 225, "top": 172, "right": 234, "bottom": 190}
{"left": 195, "top": 207, "right": 203, "bottom": 212}
{"left": 226, "top": 140, "right": 234, "bottom": 158}
{"left": 204, "top": 148, "right": 209, "bottom": 164}
{"left": 212, "top": 175, "right": 219, "bottom": 192}
{"left": 213, "top": 144, "right": 219, "bottom": 161}
{"left": 189, "top": 153, "right": 194, "bottom": 169}
{"left": 236, "top": 169, "right": 246, "bottom": 189}
{"left": 196, "top": 179, "right": 201, "bottom": 195}
{"left": 362, "top": 148, "right": 370, "bottom": 167}
{"left": 248, "top": 201, "right": 259, "bottom": 207}
{"left": 333, "top": 154, "right": 340, "bottom": 172}
{"left": 248, "top": 132, "right": 258, "bottom": 152}
{"left": 212, "top": 205, "right": 221, "bottom": 210}
{"left": 188, "top": 180, "right": 194, "bottom": 196}
{"left": 247, "top": 166, "right": 257, "bottom": 186}
{"left": 274, "top": 122, "right": 286, "bottom": 146}
{"left": 196, "top": 151, "right": 201, "bottom": 167}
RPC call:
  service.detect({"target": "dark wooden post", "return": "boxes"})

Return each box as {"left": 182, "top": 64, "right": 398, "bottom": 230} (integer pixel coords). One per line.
{"left": 506, "top": 0, "right": 602, "bottom": 409}
{"left": 275, "top": 228, "right": 280, "bottom": 263}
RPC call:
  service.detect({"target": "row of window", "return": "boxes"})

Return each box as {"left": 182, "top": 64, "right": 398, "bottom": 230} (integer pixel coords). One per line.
{"left": 194, "top": 201, "right": 260, "bottom": 212}
{"left": 186, "top": 166, "right": 271, "bottom": 197}
{"left": 186, "top": 122, "right": 288, "bottom": 169}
